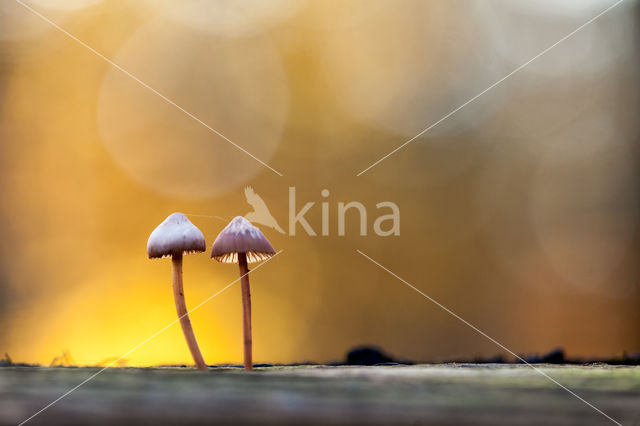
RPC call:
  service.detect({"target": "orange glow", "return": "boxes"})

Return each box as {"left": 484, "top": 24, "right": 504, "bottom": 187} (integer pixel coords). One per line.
{"left": 0, "top": 1, "right": 638, "bottom": 366}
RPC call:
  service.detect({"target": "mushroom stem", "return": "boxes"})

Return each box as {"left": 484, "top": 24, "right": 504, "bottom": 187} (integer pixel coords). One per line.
{"left": 238, "top": 252, "right": 252, "bottom": 371}
{"left": 172, "top": 253, "right": 207, "bottom": 371}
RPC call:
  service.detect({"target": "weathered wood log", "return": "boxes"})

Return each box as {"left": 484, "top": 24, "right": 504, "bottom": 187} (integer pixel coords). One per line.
{"left": 0, "top": 364, "right": 638, "bottom": 425}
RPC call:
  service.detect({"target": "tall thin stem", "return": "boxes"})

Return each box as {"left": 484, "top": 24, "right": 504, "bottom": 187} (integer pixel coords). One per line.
{"left": 238, "top": 252, "right": 252, "bottom": 371}
{"left": 172, "top": 253, "right": 207, "bottom": 371}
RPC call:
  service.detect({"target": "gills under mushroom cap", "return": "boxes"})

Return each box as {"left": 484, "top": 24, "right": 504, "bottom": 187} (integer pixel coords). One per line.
{"left": 211, "top": 216, "right": 275, "bottom": 263}
{"left": 147, "top": 213, "right": 206, "bottom": 258}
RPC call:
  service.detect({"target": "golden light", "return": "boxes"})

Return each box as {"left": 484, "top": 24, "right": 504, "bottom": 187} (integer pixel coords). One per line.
{"left": 0, "top": 0, "right": 637, "bottom": 367}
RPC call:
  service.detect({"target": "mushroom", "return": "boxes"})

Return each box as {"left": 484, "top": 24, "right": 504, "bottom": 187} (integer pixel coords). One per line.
{"left": 210, "top": 216, "right": 275, "bottom": 370}
{"left": 147, "top": 212, "right": 208, "bottom": 371}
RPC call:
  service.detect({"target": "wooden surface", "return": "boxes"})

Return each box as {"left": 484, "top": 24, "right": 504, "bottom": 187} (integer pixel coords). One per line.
{"left": 1, "top": 364, "right": 639, "bottom": 425}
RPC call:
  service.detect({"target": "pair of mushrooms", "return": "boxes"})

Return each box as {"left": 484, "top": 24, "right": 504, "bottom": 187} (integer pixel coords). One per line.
{"left": 147, "top": 213, "right": 275, "bottom": 371}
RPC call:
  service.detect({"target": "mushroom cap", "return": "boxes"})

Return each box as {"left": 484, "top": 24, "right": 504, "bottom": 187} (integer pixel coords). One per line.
{"left": 147, "top": 213, "right": 206, "bottom": 259}
{"left": 211, "top": 216, "right": 275, "bottom": 263}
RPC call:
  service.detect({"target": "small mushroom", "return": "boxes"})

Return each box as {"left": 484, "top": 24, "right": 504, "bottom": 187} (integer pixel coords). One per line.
{"left": 148, "top": 212, "right": 208, "bottom": 371}
{"left": 210, "top": 216, "right": 275, "bottom": 370}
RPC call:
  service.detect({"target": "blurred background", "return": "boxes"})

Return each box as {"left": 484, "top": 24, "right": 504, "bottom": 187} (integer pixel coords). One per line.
{"left": 0, "top": 0, "right": 638, "bottom": 366}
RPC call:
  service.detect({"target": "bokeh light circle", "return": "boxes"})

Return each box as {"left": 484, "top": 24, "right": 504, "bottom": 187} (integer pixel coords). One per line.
{"left": 472, "top": 0, "right": 631, "bottom": 79}
{"left": 319, "top": 2, "right": 506, "bottom": 141}
{"left": 530, "top": 147, "right": 638, "bottom": 294}
{"left": 97, "top": 16, "right": 289, "bottom": 199}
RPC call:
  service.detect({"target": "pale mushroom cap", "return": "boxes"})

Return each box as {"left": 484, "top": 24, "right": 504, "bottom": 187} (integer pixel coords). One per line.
{"left": 211, "top": 216, "right": 275, "bottom": 263}
{"left": 147, "top": 212, "right": 206, "bottom": 259}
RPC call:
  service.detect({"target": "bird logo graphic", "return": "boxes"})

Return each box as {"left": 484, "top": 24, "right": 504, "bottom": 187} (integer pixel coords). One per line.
{"left": 244, "top": 186, "right": 285, "bottom": 234}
